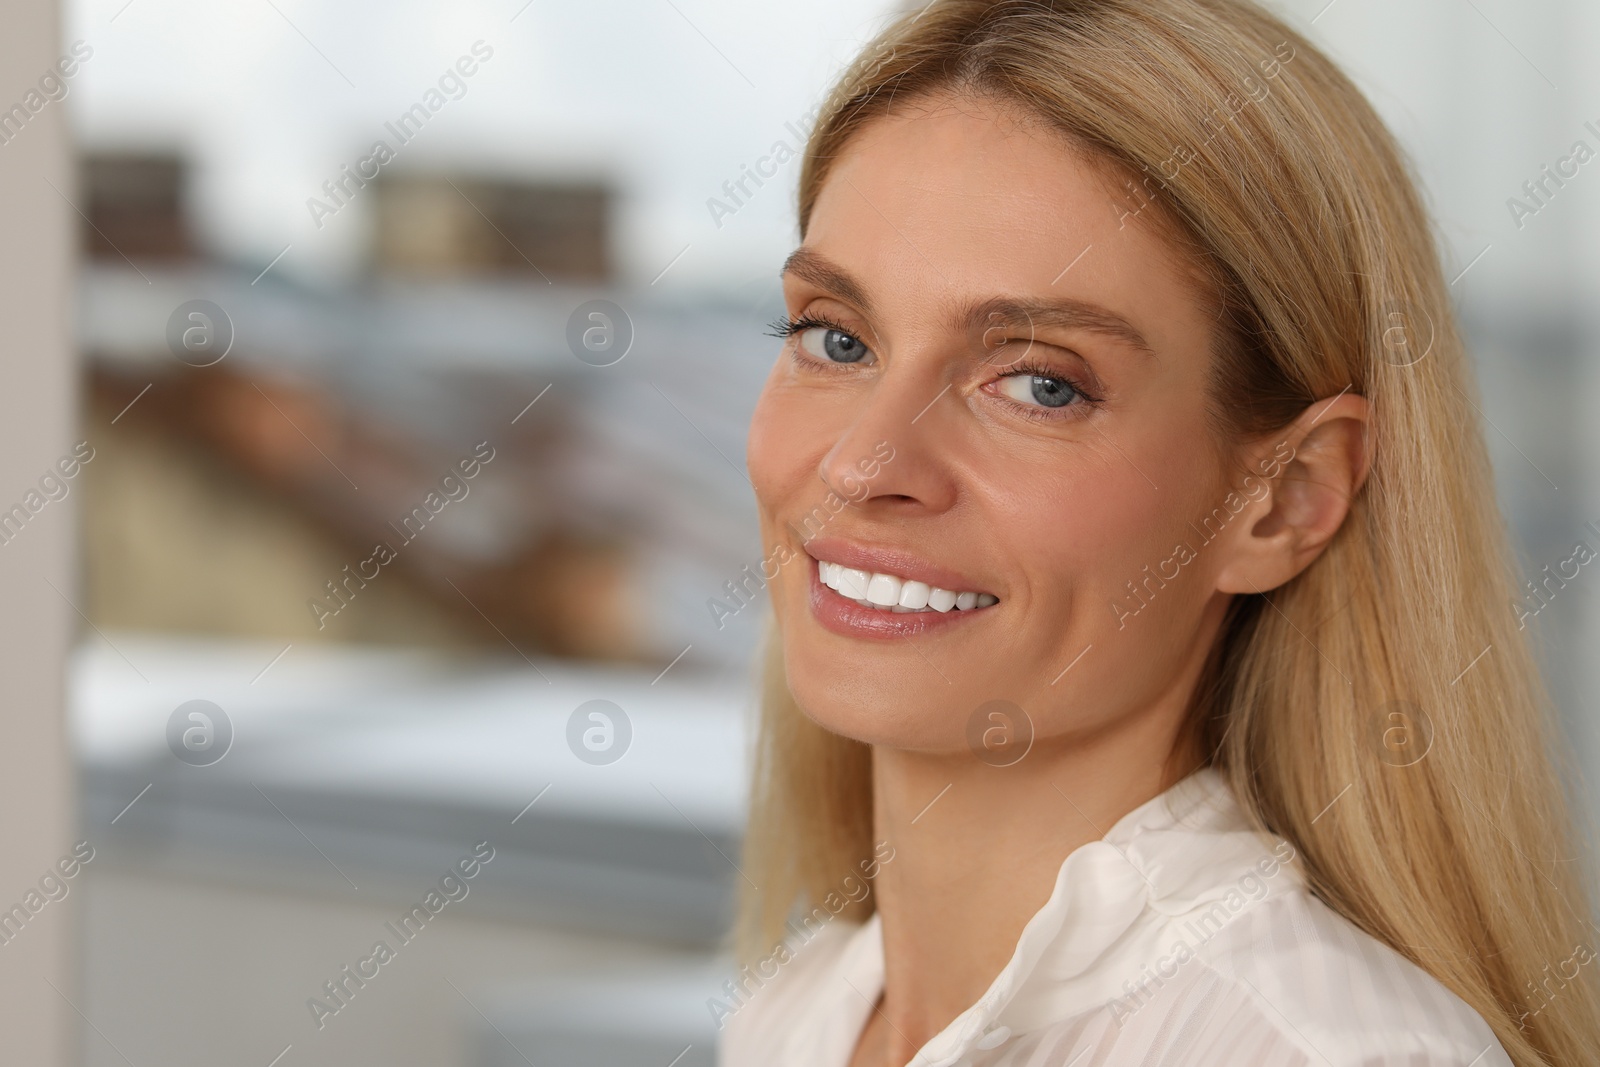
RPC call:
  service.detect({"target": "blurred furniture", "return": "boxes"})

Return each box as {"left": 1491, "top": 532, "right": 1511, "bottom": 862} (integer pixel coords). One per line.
{"left": 80, "top": 152, "right": 194, "bottom": 261}
{"left": 374, "top": 173, "right": 613, "bottom": 282}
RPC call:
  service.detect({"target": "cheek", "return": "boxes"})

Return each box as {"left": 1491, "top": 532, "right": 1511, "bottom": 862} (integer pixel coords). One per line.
{"left": 988, "top": 429, "right": 1227, "bottom": 655}
{"left": 1053, "top": 475, "right": 1186, "bottom": 581}
{"left": 748, "top": 381, "right": 812, "bottom": 521}
{"left": 747, "top": 375, "right": 840, "bottom": 598}
{"left": 985, "top": 471, "right": 1138, "bottom": 646}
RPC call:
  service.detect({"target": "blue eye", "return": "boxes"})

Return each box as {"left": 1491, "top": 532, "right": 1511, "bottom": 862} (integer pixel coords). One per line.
{"left": 799, "top": 326, "right": 873, "bottom": 365}
{"left": 998, "top": 372, "right": 1079, "bottom": 408}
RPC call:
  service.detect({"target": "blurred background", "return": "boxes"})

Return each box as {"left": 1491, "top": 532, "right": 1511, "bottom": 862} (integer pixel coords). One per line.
{"left": 0, "top": 0, "right": 1596, "bottom": 1063}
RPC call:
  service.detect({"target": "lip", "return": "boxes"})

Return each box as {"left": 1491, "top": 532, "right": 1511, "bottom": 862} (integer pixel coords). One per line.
{"left": 801, "top": 536, "right": 998, "bottom": 640}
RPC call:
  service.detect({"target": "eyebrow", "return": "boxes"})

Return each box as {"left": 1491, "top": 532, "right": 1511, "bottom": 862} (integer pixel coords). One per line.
{"left": 781, "top": 247, "right": 875, "bottom": 317}
{"left": 779, "top": 246, "right": 1156, "bottom": 360}
{"left": 959, "top": 295, "right": 1158, "bottom": 361}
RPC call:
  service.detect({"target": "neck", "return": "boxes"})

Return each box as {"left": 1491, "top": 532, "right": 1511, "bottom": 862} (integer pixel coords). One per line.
{"left": 865, "top": 693, "right": 1202, "bottom": 1061}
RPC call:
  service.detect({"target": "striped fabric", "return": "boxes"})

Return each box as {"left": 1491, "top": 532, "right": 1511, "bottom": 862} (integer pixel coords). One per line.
{"left": 720, "top": 769, "right": 1511, "bottom": 1067}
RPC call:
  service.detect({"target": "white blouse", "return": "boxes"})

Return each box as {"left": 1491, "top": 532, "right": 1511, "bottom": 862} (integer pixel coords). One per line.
{"left": 720, "top": 767, "right": 1511, "bottom": 1066}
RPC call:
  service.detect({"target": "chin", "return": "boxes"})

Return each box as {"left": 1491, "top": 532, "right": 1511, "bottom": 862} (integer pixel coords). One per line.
{"left": 783, "top": 654, "right": 960, "bottom": 750}
{"left": 775, "top": 614, "right": 1044, "bottom": 755}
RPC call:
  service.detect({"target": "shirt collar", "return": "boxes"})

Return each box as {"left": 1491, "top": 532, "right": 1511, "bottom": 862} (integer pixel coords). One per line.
{"left": 792, "top": 767, "right": 1301, "bottom": 1066}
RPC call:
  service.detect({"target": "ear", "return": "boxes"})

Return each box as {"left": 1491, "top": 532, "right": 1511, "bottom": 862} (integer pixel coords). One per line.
{"left": 1212, "top": 392, "right": 1371, "bottom": 595}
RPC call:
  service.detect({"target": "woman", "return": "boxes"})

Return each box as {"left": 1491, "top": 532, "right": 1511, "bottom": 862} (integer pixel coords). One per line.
{"left": 721, "top": 1, "right": 1600, "bottom": 1065}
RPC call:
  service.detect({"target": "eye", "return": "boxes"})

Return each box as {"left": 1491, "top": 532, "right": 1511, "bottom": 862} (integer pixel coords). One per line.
{"left": 764, "top": 313, "right": 877, "bottom": 367}
{"left": 996, "top": 371, "right": 1082, "bottom": 409}
{"left": 799, "top": 325, "right": 873, "bottom": 365}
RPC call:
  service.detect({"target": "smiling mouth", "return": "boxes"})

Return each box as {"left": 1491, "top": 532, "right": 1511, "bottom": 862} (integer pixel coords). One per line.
{"left": 815, "top": 558, "right": 999, "bottom": 614}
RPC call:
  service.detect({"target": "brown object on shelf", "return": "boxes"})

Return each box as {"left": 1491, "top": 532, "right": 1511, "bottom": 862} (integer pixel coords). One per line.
{"left": 466, "top": 535, "right": 644, "bottom": 662}
{"left": 79, "top": 153, "right": 193, "bottom": 261}
{"left": 84, "top": 365, "right": 657, "bottom": 664}
{"left": 372, "top": 173, "right": 611, "bottom": 281}
{"left": 81, "top": 376, "right": 479, "bottom": 647}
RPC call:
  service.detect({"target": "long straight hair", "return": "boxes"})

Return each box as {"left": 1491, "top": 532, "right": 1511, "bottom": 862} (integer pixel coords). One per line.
{"left": 738, "top": 1, "right": 1600, "bottom": 1062}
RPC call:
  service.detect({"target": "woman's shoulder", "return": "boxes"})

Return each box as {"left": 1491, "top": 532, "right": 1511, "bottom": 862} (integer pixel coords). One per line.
{"left": 1002, "top": 887, "right": 1512, "bottom": 1067}
{"left": 1158, "top": 886, "right": 1512, "bottom": 1065}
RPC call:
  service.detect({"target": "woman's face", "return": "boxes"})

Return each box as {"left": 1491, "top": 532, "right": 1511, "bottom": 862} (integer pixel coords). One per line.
{"left": 749, "top": 93, "right": 1247, "bottom": 754}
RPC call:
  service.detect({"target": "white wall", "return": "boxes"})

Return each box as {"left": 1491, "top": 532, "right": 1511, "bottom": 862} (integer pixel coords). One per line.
{"left": 0, "top": 0, "right": 79, "bottom": 1061}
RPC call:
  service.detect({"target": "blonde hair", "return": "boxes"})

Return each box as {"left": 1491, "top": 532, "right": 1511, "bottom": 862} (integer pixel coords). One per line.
{"left": 739, "top": 0, "right": 1600, "bottom": 1061}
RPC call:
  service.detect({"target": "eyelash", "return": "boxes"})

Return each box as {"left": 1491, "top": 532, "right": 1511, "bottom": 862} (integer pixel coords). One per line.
{"left": 764, "top": 312, "right": 853, "bottom": 342}
{"left": 764, "top": 314, "right": 1104, "bottom": 417}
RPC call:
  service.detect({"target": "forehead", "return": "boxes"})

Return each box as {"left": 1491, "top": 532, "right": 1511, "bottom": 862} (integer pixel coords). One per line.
{"left": 799, "top": 94, "right": 1216, "bottom": 344}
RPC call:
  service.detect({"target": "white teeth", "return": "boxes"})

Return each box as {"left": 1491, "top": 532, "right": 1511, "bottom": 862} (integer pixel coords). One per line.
{"left": 839, "top": 567, "right": 871, "bottom": 599}
{"left": 897, "top": 580, "right": 931, "bottom": 610}
{"left": 815, "top": 558, "right": 995, "bottom": 614}
{"left": 865, "top": 573, "right": 902, "bottom": 607}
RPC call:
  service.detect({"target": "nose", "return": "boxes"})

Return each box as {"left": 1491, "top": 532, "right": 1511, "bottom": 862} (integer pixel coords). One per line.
{"left": 815, "top": 368, "right": 960, "bottom": 515}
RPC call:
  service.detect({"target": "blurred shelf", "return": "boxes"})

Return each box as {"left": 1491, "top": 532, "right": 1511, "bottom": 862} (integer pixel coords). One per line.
{"left": 73, "top": 635, "right": 753, "bottom": 947}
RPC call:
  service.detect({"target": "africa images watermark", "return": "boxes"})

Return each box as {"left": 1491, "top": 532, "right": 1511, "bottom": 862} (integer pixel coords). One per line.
{"left": 705, "top": 440, "right": 897, "bottom": 630}
{"left": 0, "top": 39, "right": 92, "bottom": 148}
{"left": 1109, "top": 838, "right": 1298, "bottom": 1027}
{"left": 1111, "top": 439, "right": 1296, "bottom": 629}
{"left": 305, "top": 39, "right": 496, "bottom": 230}
{"left": 0, "top": 841, "right": 95, "bottom": 950}
{"left": 1519, "top": 937, "right": 1599, "bottom": 1033}
{"left": 308, "top": 441, "right": 496, "bottom": 629}
{"left": 706, "top": 839, "right": 897, "bottom": 1030}
{"left": 705, "top": 103, "right": 822, "bottom": 230}
{"left": 1513, "top": 518, "right": 1600, "bottom": 631}
{"left": 1505, "top": 116, "right": 1600, "bottom": 231}
{"left": 702, "top": 32, "right": 907, "bottom": 232}
{"left": 306, "top": 840, "right": 495, "bottom": 1030}
{"left": 0, "top": 441, "right": 96, "bottom": 548}
{"left": 1113, "top": 39, "right": 1297, "bottom": 230}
